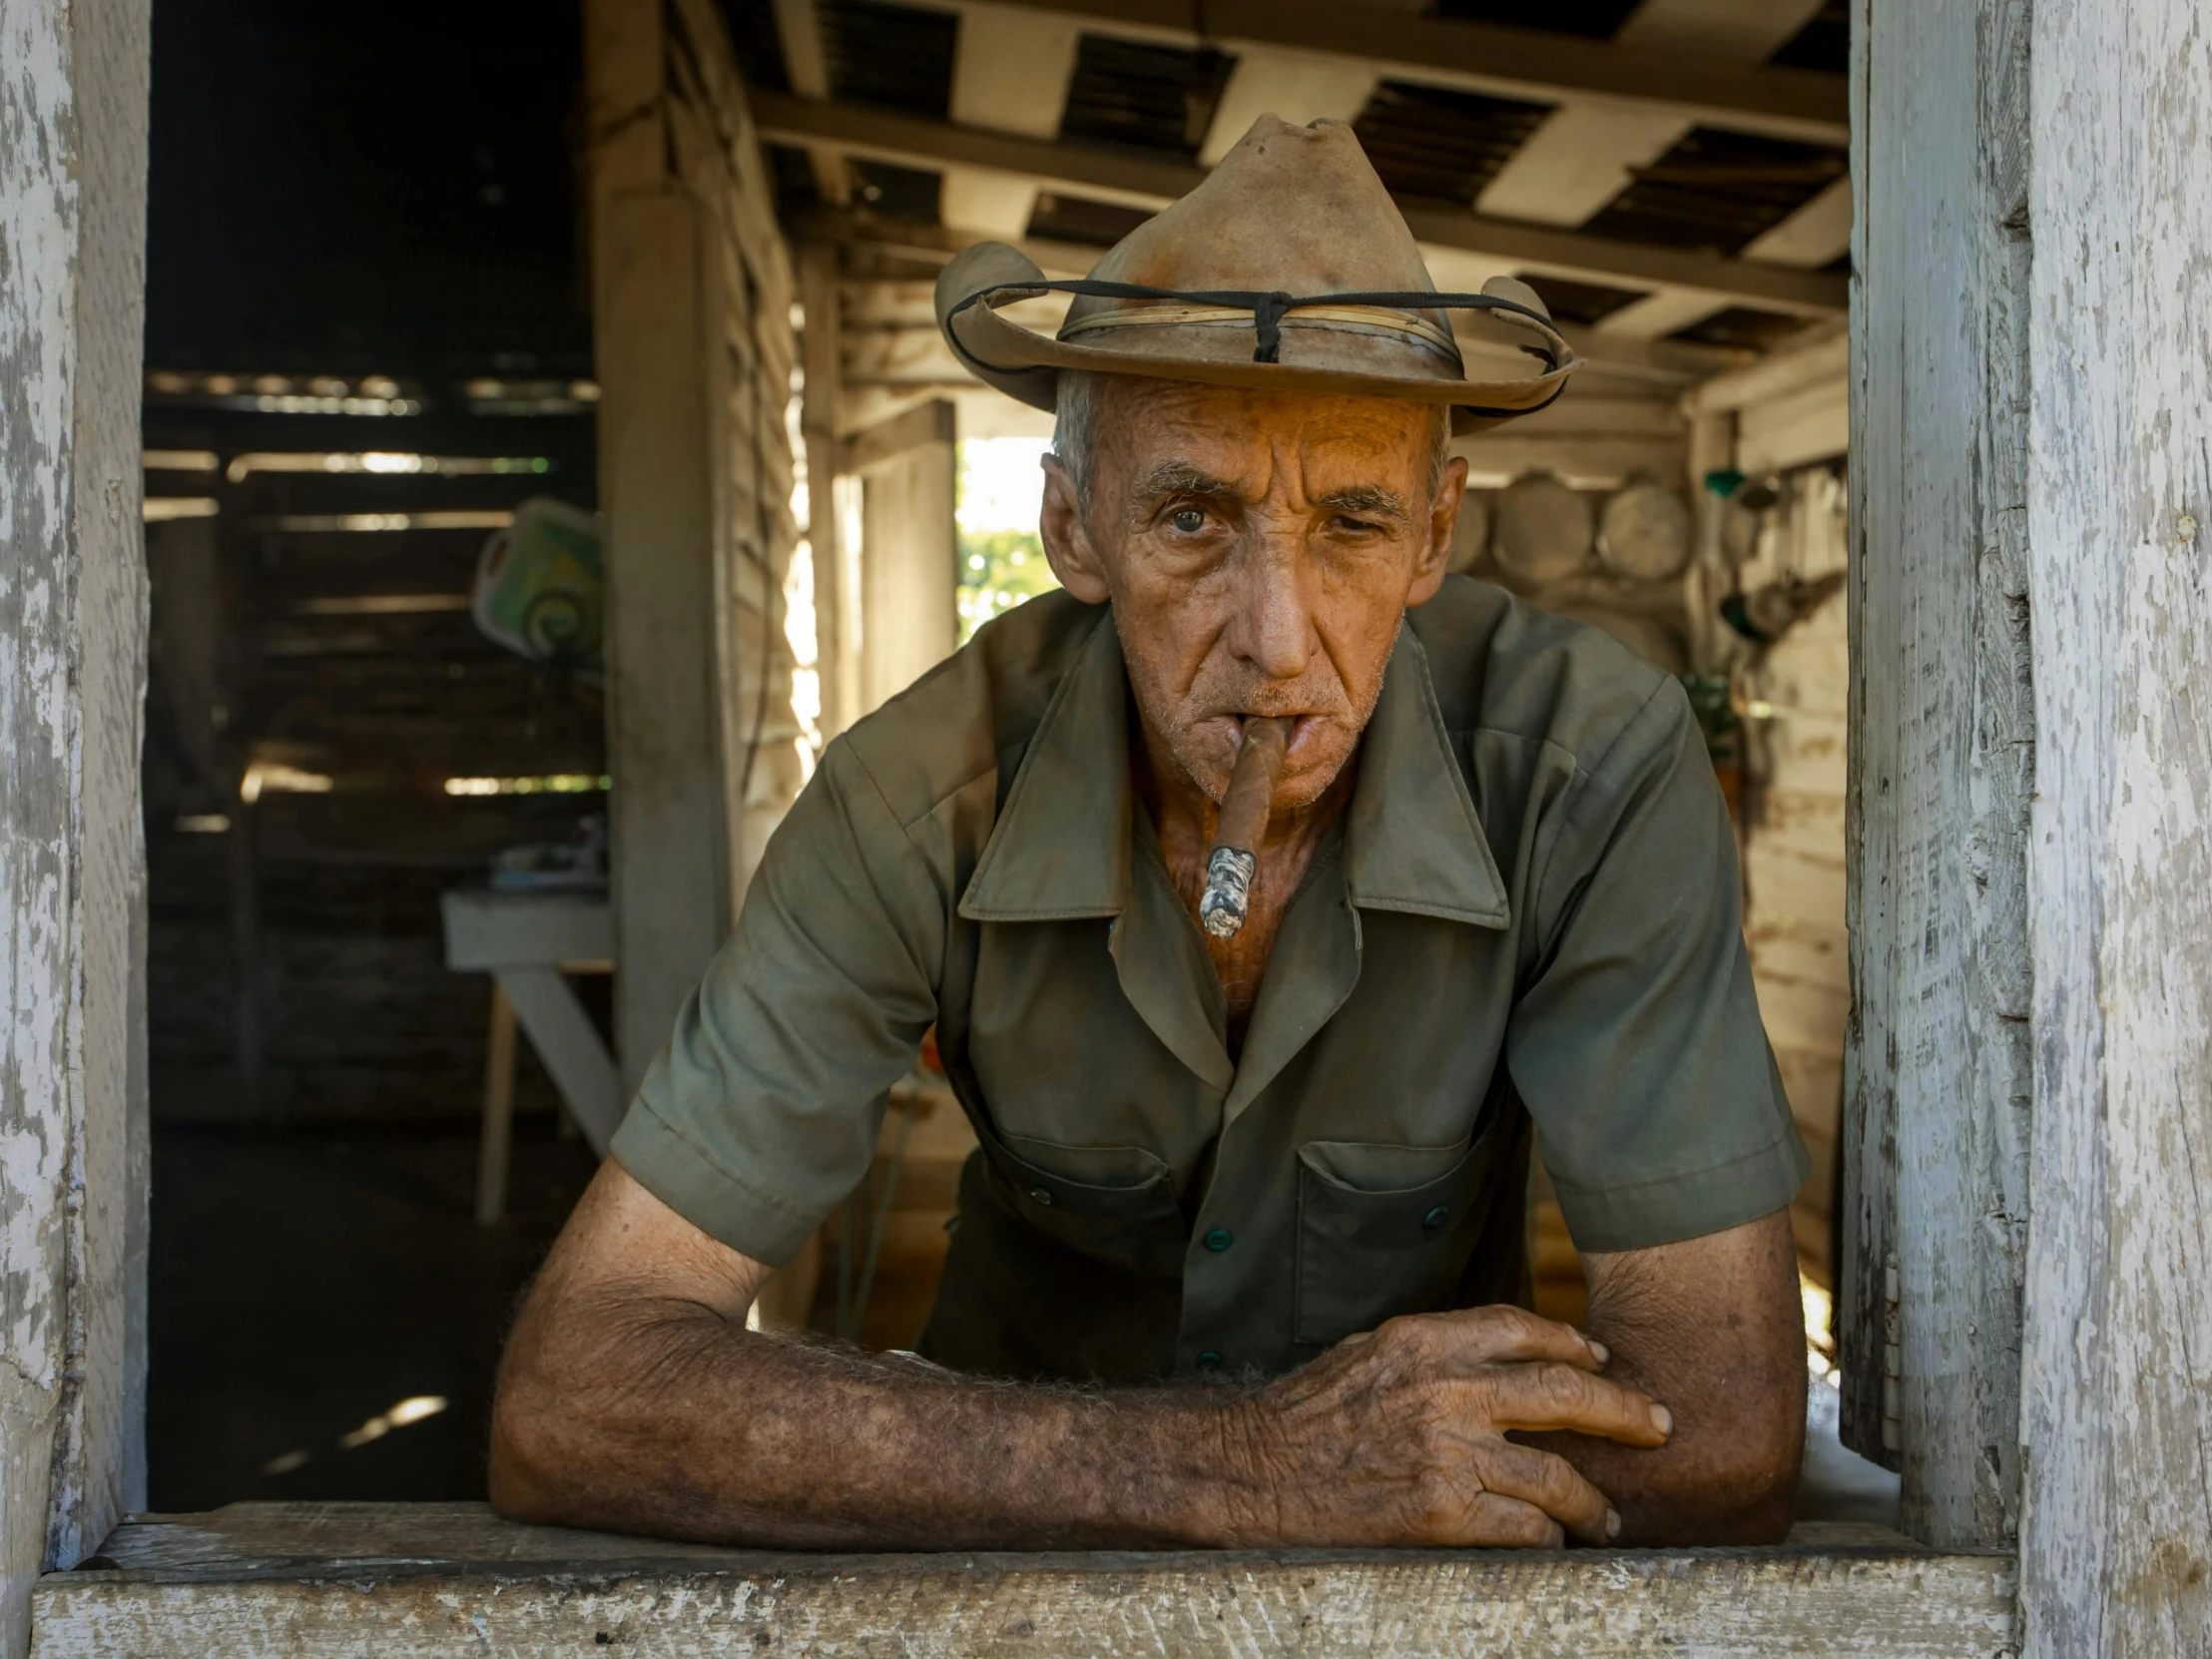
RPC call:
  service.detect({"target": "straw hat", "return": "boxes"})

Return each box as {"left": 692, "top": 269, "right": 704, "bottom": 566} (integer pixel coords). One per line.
{"left": 934, "top": 115, "right": 1577, "bottom": 434}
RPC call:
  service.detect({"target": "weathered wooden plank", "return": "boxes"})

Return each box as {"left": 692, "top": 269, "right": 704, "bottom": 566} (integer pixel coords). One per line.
{"left": 2017, "top": 0, "right": 2212, "bottom": 1649}
{"left": 1840, "top": 0, "right": 2033, "bottom": 1545}
{"left": 1, "top": 8, "right": 152, "bottom": 1659}
{"left": 27, "top": 1505, "right": 2014, "bottom": 1658}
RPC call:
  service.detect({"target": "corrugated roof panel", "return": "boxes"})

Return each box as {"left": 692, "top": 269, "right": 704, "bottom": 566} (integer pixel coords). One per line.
{"left": 1058, "top": 34, "right": 1235, "bottom": 160}
{"left": 1433, "top": 0, "right": 1643, "bottom": 40}
{"left": 849, "top": 158, "right": 942, "bottom": 223}
{"left": 819, "top": 0, "right": 955, "bottom": 120}
{"left": 1514, "top": 274, "right": 1648, "bottom": 327}
{"left": 1771, "top": 0, "right": 1849, "bottom": 73}
{"left": 1353, "top": 81, "right": 1551, "bottom": 208}
{"left": 716, "top": 0, "right": 790, "bottom": 92}
{"left": 767, "top": 142, "right": 819, "bottom": 219}
{"left": 1027, "top": 193, "right": 1152, "bottom": 248}
{"left": 1669, "top": 305, "right": 1809, "bottom": 351}
{"left": 1580, "top": 127, "right": 1848, "bottom": 255}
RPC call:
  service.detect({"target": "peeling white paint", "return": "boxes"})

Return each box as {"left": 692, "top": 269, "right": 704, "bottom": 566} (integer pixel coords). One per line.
{"left": 2, "top": 0, "right": 153, "bottom": 1653}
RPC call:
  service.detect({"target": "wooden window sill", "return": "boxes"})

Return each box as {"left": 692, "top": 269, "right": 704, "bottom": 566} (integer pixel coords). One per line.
{"left": 32, "top": 1502, "right": 2015, "bottom": 1655}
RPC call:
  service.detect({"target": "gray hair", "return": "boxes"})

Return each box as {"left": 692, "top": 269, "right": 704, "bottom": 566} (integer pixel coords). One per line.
{"left": 1050, "top": 369, "right": 1454, "bottom": 512}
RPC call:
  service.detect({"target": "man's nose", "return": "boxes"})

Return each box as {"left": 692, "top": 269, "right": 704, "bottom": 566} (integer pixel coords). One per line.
{"left": 1228, "top": 538, "right": 1315, "bottom": 682}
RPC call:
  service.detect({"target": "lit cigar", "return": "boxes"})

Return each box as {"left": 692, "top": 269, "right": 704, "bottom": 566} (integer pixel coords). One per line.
{"left": 1198, "top": 717, "right": 1293, "bottom": 939}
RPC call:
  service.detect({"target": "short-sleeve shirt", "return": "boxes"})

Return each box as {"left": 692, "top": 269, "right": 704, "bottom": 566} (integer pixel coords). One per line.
{"left": 611, "top": 579, "right": 1808, "bottom": 1382}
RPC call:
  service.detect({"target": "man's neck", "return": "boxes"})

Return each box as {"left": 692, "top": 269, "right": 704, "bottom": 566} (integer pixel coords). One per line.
{"left": 1131, "top": 705, "right": 1359, "bottom": 1052}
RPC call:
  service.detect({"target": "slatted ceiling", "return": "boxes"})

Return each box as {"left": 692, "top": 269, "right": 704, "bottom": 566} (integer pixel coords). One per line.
{"left": 1513, "top": 273, "right": 1648, "bottom": 327}
{"left": 1579, "top": 127, "right": 1849, "bottom": 256}
{"left": 1770, "top": 0, "right": 1850, "bottom": 73}
{"left": 1351, "top": 82, "right": 1552, "bottom": 208}
{"left": 1432, "top": 0, "right": 1644, "bottom": 41}
{"left": 1025, "top": 192, "right": 1152, "bottom": 248}
{"left": 819, "top": 0, "right": 956, "bottom": 120}
{"left": 847, "top": 158, "right": 943, "bottom": 222}
{"left": 716, "top": 0, "right": 790, "bottom": 91}
{"left": 767, "top": 143, "right": 820, "bottom": 219}
{"left": 1667, "top": 303, "right": 1811, "bottom": 352}
{"left": 1058, "top": 35, "right": 1236, "bottom": 161}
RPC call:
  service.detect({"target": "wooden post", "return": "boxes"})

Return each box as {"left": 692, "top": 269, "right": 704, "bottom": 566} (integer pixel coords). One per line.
{"left": 1841, "top": 0, "right": 2032, "bottom": 1547}
{"left": 848, "top": 400, "right": 959, "bottom": 716}
{"left": 2017, "top": 0, "right": 2212, "bottom": 1647}
{"left": 800, "top": 245, "right": 858, "bottom": 742}
{"left": 0, "top": 1, "right": 153, "bottom": 1651}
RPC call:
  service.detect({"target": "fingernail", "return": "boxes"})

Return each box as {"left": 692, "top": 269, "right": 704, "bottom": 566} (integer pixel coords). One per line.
{"left": 1650, "top": 1404, "right": 1673, "bottom": 1434}
{"left": 1605, "top": 1508, "right": 1622, "bottom": 1540}
{"left": 1587, "top": 1340, "right": 1609, "bottom": 1366}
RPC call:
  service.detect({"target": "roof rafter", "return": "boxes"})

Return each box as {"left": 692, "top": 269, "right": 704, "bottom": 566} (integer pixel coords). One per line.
{"left": 892, "top": 0, "right": 1849, "bottom": 147}
{"left": 754, "top": 94, "right": 1850, "bottom": 316}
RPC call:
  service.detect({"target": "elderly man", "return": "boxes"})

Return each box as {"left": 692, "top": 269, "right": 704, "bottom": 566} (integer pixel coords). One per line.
{"left": 491, "top": 117, "right": 1809, "bottom": 1550}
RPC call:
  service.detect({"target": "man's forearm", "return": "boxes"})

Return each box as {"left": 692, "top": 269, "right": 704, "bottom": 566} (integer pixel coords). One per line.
{"left": 1525, "top": 1218, "right": 1806, "bottom": 1546}
{"left": 491, "top": 1291, "right": 1262, "bottom": 1549}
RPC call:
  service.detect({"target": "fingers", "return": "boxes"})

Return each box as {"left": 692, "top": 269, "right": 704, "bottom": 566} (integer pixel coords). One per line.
{"left": 1414, "top": 1306, "right": 1609, "bottom": 1373}
{"left": 1478, "top": 1362, "right": 1673, "bottom": 1447}
{"left": 1452, "top": 1491, "right": 1567, "bottom": 1550}
{"left": 1476, "top": 1442, "right": 1619, "bottom": 1544}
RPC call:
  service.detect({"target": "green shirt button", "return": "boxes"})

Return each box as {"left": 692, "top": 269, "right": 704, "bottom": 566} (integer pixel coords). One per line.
{"left": 1422, "top": 1204, "right": 1449, "bottom": 1229}
{"left": 1029, "top": 1188, "right": 1054, "bottom": 1207}
{"left": 1203, "top": 1227, "right": 1234, "bottom": 1253}
{"left": 1196, "top": 1351, "right": 1222, "bottom": 1370}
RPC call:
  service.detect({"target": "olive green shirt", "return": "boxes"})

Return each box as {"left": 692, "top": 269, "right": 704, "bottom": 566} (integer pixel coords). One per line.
{"left": 612, "top": 580, "right": 1808, "bottom": 1382}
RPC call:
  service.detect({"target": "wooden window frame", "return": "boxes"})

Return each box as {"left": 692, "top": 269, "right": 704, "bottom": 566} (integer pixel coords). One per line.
{"left": 10, "top": 0, "right": 2210, "bottom": 1650}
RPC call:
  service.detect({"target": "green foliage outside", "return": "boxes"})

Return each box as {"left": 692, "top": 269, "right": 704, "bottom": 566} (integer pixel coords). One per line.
{"left": 957, "top": 528, "right": 1060, "bottom": 644}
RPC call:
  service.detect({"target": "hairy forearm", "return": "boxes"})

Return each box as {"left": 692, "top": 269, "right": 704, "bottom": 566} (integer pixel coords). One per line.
{"left": 490, "top": 1291, "right": 1259, "bottom": 1549}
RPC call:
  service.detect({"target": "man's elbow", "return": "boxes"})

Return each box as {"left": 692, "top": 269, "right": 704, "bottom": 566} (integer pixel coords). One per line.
{"left": 486, "top": 1362, "right": 571, "bottom": 1523}
{"left": 1701, "top": 1396, "right": 1805, "bottom": 1545}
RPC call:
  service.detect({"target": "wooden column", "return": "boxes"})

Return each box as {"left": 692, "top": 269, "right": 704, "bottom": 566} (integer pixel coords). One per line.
{"left": 1841, "top": 0, "right": 2032, "bottom": 1547}
{"left": 2017, "top": 0, "right": 2212, "bottom": 1647}
{"left": 848, "top": 400, "right": 959, "bottom": 716}
{"left": 800, "top": 245, "right": 858, "bottom": 742}
{"left": 0, "top": 0, "right": 153, "bottom": 1650}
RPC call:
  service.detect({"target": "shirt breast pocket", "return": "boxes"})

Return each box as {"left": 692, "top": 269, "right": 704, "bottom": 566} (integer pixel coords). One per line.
{"left": 1293, "top": 1122, "right": 1503, "bottom": 1349}
{"left": 983, "top": 1133, "right": 1188, "bottom": 1280}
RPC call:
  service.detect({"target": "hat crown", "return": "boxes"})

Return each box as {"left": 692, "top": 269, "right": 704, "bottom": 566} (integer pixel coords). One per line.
{"left": 1078, "top": 116, "right": 1437, "bottom": 310}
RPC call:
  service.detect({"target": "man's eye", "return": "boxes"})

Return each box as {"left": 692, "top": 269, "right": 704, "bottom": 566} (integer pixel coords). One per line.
{"left": 1334, "top": 515, "right": 1380, "bottom": 534}
{"left": 1169, "top": 507, "right": 1207, "bottom": 534}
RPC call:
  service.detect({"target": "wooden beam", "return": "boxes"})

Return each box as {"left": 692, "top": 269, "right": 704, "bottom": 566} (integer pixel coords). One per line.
{"left": 1841, "top": 0, "right": 2031, "bottom": 1550}
{"left": 2018, "top": 0, "right": 2212, "bottom": 1646}
{"left": 908, "top": 0, "right": 1849, "bottom": 146}
{"left": 33, "top": 1504, "right": 2017, "bottom": 1656}
{"left": 0, "top": 4, "right": 153, "bottom": 1643}
{"left": 1478, "top": 0, "right": 1831, "bottom": 352}
{"left": 769, "top": 0, "right": 849, "bottom": 203}
{"left": 943, "top": 3, "right": 1083, "bottom": 238}
{"left": 755, "top": 94, "right": 1850, "bottom": 316}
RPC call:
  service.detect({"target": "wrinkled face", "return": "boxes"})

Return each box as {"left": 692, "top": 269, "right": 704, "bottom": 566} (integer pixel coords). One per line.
{"left": 1038, "top": 377, "right": 1465, "bottom": 809}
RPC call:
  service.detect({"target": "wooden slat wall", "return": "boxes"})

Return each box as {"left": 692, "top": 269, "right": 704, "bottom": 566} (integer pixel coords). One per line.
{"left": 1739, "top": 468, "right": 1850, "bottom": 1281}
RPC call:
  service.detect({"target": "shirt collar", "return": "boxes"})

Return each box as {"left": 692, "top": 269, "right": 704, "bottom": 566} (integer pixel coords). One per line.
{"left": 958, "top": 608, "right": 1509, "bottom": 929}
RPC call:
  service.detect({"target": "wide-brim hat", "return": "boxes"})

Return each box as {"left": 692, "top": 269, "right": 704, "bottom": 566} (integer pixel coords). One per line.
{"left": 935, "top": 115, "right": 1577, "bottom": 434}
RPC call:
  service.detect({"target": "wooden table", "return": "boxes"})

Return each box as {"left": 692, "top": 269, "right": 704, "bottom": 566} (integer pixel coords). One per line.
{"left": 440, "top": 887, "right": 619, "bottom": 1223}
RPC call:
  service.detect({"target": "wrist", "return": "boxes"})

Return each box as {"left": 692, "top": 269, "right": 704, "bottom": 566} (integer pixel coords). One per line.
{"left": 1179, "top": 1388, "right": 1282, "bottom": 1546}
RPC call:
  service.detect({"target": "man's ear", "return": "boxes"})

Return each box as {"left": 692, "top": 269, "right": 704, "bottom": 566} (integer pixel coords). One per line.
{"left": 1405, "top": 452, "right": 1468, "bottom": 608}
{"left": 1038, "top": 454, "right": 1112, "bottom": 604}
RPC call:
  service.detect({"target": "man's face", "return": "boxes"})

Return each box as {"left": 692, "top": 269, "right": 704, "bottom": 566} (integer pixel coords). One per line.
{"left": 1038, "top": 377, "right": 1466, "bottom": 809}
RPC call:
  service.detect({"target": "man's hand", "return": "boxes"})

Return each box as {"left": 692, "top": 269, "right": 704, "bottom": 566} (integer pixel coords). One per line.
{"left": 1223, "top": 1307, "right": 1669, "bottom": 1548}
